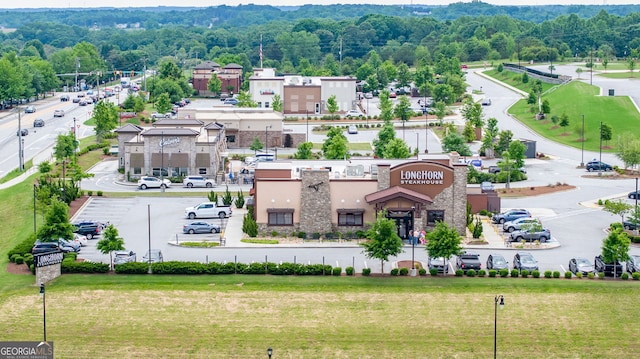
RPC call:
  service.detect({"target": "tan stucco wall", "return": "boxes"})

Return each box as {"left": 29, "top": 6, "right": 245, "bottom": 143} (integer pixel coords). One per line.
{"left": 255, "top": 181, "right": 302, "bottom": 224}
{"left": 328, "top": 180, "right": 378, "bottom": 224}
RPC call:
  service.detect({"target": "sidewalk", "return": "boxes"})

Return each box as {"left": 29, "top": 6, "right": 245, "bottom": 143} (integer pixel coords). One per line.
{"left": 0, "top": 145, "right": 54, "bottom": 190}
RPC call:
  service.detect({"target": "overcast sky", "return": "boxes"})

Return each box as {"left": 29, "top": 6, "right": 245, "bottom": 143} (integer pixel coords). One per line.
{"left": 1, "top": 0, "right": 637, "bottom": 10}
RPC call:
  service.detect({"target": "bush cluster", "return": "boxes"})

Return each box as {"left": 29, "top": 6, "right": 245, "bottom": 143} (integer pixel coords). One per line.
{"left": 114, "top": 261, "right": 336, "bottom": 276}
{"left": 61, "top": 260, "right": 109, "bottom": 273}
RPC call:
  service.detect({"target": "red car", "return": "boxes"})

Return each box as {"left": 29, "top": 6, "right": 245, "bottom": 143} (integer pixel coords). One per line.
{"left": 389, "top": 92, "right": 397, "bottom": 98}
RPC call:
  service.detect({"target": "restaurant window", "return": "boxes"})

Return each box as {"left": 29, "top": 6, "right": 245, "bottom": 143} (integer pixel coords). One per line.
{"left": 226, "top": 135, "right": 236, "bottom": 143}
{"left": 133, "top": 167, "right": 142, "bottom": 175}
{"left": 427, "top": 210, "right": 445, "bottom": 225}
{"left": 338, "top": 211, "right": 364, "bottom": 226}
{"left": 267, "top": 209, "right": 294, "bottom": 226}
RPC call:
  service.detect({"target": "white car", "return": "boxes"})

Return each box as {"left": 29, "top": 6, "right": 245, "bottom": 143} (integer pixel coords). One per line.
{"left": 137, "top": 176, "right": 171, "bottom": 190}
{"left": 73, "top": 233, "right": 88, "bottom": 247}
{"left": 151, "top": 112, "right": 170, "bottom": 119}
{"left": 348, "top": 125, "right": 358, "bottom": 134}
{"left": 345, "top": 110, "right": 364, "bottom": 118}
{"left": 183, "top": 176, "right": 216, "bottom": 188}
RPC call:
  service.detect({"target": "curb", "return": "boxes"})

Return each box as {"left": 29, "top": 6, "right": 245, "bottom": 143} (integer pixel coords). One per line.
{"left": 70, "top": 196, "right": 95, "bottom": 222}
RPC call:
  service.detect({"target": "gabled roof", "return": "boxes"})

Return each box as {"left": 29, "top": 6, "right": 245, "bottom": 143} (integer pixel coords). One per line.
{"left": 365, "top": 186, "right": 433, "bottom": 205}
{"left": 114, "top": 124, "right": 144, "bottom": 133}
{"left": 195, "top": 61, "right": 220, "bottom": 70}
{"left": 204, "top": 122, "right": 224, "bottom": 130}
{"left": 153, "top": 118, "right": 204, "bottom": 127}
{"left": 141, "top": 128, "right": 200, "bottom": 136}
{"left": 223, "top": 63, "right": 242, "bottom": 69}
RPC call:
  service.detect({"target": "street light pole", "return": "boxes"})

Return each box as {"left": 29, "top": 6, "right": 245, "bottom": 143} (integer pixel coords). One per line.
{"left": 265, "top": 125, "right": 271, "bottom": 154}
{"left": 306, "top": 110, "right": 309, "bottom": 142}
{"left": 18, "top": 108, "right": 24, "bottom": 172}
{"left": 494, "top": 294, "right": 505, "bottom": 359}
{"left": 411, "top": 206, "right": 416, "bottom": 276}
{"left": 160, "top": 131, "right": 165, "bottom": 192}
{"left": 40, "top": 283, "right": 46, "bottom": 342}
{"left": 580, "top": 115, "right": 585, "bottom": 167}
{"left": 33, "top": 184, "right": 37, "bottom": 233}
{"left": 147, "top": 204, "right": 152, "bottom": 274}
{"left": 599, "top": 121, "right": 603, "bottom": 174}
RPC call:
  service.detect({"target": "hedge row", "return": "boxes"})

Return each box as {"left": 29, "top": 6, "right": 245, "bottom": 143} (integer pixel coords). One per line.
{"left": 114, "top": 261, "right": 335, "bottom": 275}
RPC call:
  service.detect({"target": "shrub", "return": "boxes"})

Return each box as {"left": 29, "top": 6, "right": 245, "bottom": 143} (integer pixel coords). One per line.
{"left": 430, "top": 268, "right": 439, "bottom": 276}
{"left": 598, "top": 272, "right": 605, "bottom": 279}
{"left": 7, "top": 235, "right": 36, "bottom": 260}
{"left": 564, "top": 271, "right": 573, "bottom": 279}
{"left": 455, "top": 269, "right": 464, "bottom": 277}
{"left": 399, "top": 267, "right": 409, "bottom": 276}
{"left": 477, "top": 269, "right": 486, "bottom": 277}
{"left": 222, "top": 186, "right": 233, "bottom": 206}
{"left": 587, "top": 272, "right": 595, "bottom": 279}
{"left": 544, "top": 270, "right": 553, "bottom": 278}
{"left": 297, "top": 232, "right": 306, "bottom": 239}
{"left": 235, "top": 190, "right": 245, "bottom": 208}
{"left": 488, "top": 269, "right": 497, "bottom": 277}
{"left": 312, "top": 232, "right": 321, "bottom": 240}
{"left": 633, "top": 272, "right": 640, "bottom": 280}
{"left": 390, "top": 268, "right": 399, "bottom": 276}
{"left": 61, "top": 261, "right": 109, "bottom": 273}
{"left": 152, "top": 261, "right": 207, "bottom": 275}
{"left": 532, "top": 270, "right": 540, "bottom": 278}
{"left": 14, "top": 256, "right": 24, "bottom": 265}
{"left": 418, "top": 268, "right": 427, "bottom": 276}
{"left": 242, "top": 212, "right": 258, "bottom": 237}
{"left": 115, "top": 262, "right": 150, "bottom": 274}
{"left": 510, "top": 269, "right": 519, "bottom": 277}
{"left": 553, "top": 271, "right": 561, "bottom": 278}
{"left": 466, "top": 269, "right": 476, "bottom": 277}
{"left": 499, "top": 269, "right": 509, "bottom": 277}
{"left": 332, "top": 267, "right": 342, "bottom": 276}
{"left": 88, "top": 190, "right": 93, "bottom": 196}
{"left": 362, "top": 268, "right": 371, "bottom": 276}
{"left": 270, "top": 230, "right": 279, "bottom": 237}
{"left": 576, "top": 272, "right": 583, "bottom": 279}
{"left": 345, "top": 266, "right": 354, "bottom": 276}
{"left": 9, "top": 253, "right": 20, "bottom": 263}
{"left": 621, "top": 272, "right": 629, "bottom": 280}
{"left": 97, "top": 191, "right": 103, "bottom": 196}
{"left": 521, "top": 269, "right": 529, "bottom": 278}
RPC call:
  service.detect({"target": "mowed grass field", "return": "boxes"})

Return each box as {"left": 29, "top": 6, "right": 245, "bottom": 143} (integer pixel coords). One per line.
{"left": 2, "top": 274, "right": 640, "bottom": 358}
{"left": 508, "top": 81, "right": 640, "bottom": 152}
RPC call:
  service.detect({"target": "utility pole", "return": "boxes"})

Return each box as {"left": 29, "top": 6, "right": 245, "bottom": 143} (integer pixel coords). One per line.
{"left": 18, "top": 108, "right": 24, "bottom": 172}
{"left": 75, "top": 57, "right": 80, "bottom": 91}
{"left": 339, "top": 38, "right": 343, "bottom": 75}
{"left": 142, "top": 58, "right": 148, "bottom": 92}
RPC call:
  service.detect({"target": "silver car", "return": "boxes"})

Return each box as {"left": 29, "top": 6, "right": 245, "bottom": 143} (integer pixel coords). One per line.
{"left": 137, "top": 176, "right": 171, "bottom": 190}
{"left": 183, "top": 176, "right": 216, "bottom": 188}
{"left": 142, "top": 249, "right": 163, "bottom": 263}
{"left": 183, "top": 221, "right": 221, "bottom": 234}
{"left": 502, "top": 217, "right": 541, "bottom": 233}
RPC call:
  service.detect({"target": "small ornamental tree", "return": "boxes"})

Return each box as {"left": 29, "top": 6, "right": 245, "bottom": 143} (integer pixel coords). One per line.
{"left": 250, "top": 137, "right": 264, "bottom": 155}
{"left": 425, "top": 221, "right": 463, "bottom": 276}
{"left": 361, "top": 210, "right": 403, "bottom": 274}
{"left": 601, "top": 227, "right": 631, "bottom": 278}
{"left": 222, "top": 185, "right": 233, "bottom": 206}
{"left": 603, "top": 200, "right": 632, "bottom": 223}
{"left": 96, "top": 225, "right": 125, "bottom": 270}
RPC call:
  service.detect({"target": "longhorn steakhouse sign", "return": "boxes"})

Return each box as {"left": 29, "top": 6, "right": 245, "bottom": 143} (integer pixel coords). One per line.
{"left": 389, "top": 162, "right": 454, "bottom": 198}
{"left": 34, "top": 251, "right": 64, "bottom": 268}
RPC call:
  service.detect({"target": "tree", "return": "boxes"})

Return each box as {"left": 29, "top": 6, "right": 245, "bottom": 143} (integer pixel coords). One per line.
{"left": 236, "top": 90, "right": 257, "bottom": 107}
{"left": 373, "top": 122, "right": 396, "bottom": 158}
{"left": 361, "top": 210, "right": 403, "bottom": 274}
{"left": 576, "top": 67, "right": 583, "bottom": 79}
{"left": 603, "top": 200, "right": 632, "bottom": 223}
{"left": 498, "top": 151, "right": 516, "bottom": 188}
{"left": 425, "top": 221, "right": 463, "bottom": 276}
{"left": 322, "top": 127, "right": 349, "bottom": 160}
{"left": 559, "top": 113, "right": 570, "bottom": 132}
{"left": 433, "top": 101, "right": 447, "bottom": 125}
{"left": 326, "top": 95, "right": 338, "bottom": 114}
{"left": 53, "top": 133, "right": 78, "bottom": 176}
{"left": 442, "top": 133, "right": 472, "bottom": 156}
{"left": 393, "top": 95, "right": 413, "bottom": 139}
{"left": 395, "top": 63, "right": 412, "bottom": 89}
{"left": 250, "top": 137, "right": 263, "bottom": 154}
{"left": 272, "top": 94, "right": 283, "bottom": 113}
{"left": 378, "top": 90, "right": 394, "bottom": 122}
{"left": 461, "top": 99, "right": 484, "bottom": 128}
{"left": 93, "top": 100, "right": 119, "bottom": 141}
{"left": 601, "top": 122, "right": 613, "bottom": 146}
{"left": 616, "top": 133, "right": 640, "bottom": 170}
{"left": 601, "top": 227, "right": 630, "bottom": 277}
{"left": 155, "top": 93, "right": 172, "bottom": 114}
{"left": 507, "top": 140, "right": 527, "bottom": 169}
{"left": 495, "top": 130, "right": 513, "bottom": 155}
{"left": 383, "top": 138, "right": 411, "bottom": 159}
{"left": 628, "top": 58, "right": 636, "bottom": 73}
{"left": 36, "top": 200, "right": 74, "bottom": 242}
{"left": 96, "top": 224, "right": 125, "bottom": 270}
{"left": 294, "top": 142, "right": 313, "bottom": 159}
{"left": 207, "top": 73, "right": 222, "bottom": 96}
{"left": 480, "top": 117, "right": 499, "bottom": 158}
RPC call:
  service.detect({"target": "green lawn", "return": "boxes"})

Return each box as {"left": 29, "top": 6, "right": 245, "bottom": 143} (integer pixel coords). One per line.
{"left": 598, "top": 71, "right": 640, "bottom": 79}
{"left": 1, "top": 274, "right": 640, "bottom": 358}
{"left": 507, "top": 81, "right": 640, "bottom": 152}
{"left": 482, "top": 69, "right": 555, "bottom": 94}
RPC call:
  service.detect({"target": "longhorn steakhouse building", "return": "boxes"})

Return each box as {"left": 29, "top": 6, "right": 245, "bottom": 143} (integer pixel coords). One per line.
{"left": 251, "top": 154, "right": 476, "bottom": 239}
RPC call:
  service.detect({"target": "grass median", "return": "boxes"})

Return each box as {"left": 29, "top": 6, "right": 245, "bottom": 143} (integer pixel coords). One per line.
{"left": 2, "top": 274, "right": 639, "bottom": 358}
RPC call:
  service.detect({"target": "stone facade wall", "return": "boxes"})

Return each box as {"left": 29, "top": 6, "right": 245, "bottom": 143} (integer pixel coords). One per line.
{"left": 299, "top": 170, "right": 332, "bottom": 236}
{"left": 427, "top": 164, "right": 468, "bottom": 235}
{"left": 377, "top": 164, "right": 390, "bottom": 190}
{"left": 36, "top": 264, "right": 61, "bottom": 285}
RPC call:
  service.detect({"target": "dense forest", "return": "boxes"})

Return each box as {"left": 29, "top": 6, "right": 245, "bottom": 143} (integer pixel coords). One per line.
{"left": 1, "top": 3, "right": 640, "bottom": 107}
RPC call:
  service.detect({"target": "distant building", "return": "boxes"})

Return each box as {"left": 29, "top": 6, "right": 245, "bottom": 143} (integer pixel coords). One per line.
{"left": 191, "top": 62, "right": 243, "bottom": 97}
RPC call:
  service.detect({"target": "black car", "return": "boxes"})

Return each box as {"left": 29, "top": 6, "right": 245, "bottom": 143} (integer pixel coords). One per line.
{"left": 513, "top": 252, "right": 539, "bottom": 271}
{"left": 586, "top": 161, "right": 612, "bottom": 172}
{"left": 31, "top": 241, "right": 60, "bottom": 255}
{"left": 568, "top": 257, "right": 595, "bottom": 275}
{"left": 626, "top": 255, "right": 640, "bottom": 274}
{"left": 60, "top": 94, "right": 70, "bottom": 102}
{"left": 623, "top": 221, "right": 639, "bottom": 230}
{"left": 33, "top": 118, "right": 45, "bottom": 127}
{"left": 17, "top": 129, "right": 28, "bottom": 136}
{"left": 629, "top": 191, "right": 640, "bottom": 199}
{"left": 486, "top": 254, "right": 509, "bottom": 271}
{"left": 72, "top": 222, "right": 103, "bottom": 239}
{"left": 455, "top": 251, "right": 481, "bottom": 272}
{"left": 594, "top": 255, "right": 623, "bottom": 277}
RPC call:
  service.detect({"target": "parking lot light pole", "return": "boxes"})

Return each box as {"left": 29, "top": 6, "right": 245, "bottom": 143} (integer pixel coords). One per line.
{"left": 33, "top": 184, "right": 37, "bottom": 233}
{"left": 580, "top": 115, "right": 585, "bottom": 167}
{"left": 411, "top": 206, "right": 416, "bottom": 276}
{"left": 267, "top": 347, "right": 272, "bottom": 359}
{"left": 161, "top": 131, "right": 165, "bottom": 193}
{"left": 599, "top": 121, "right": 603, "bottom": 175}
{"left": 147, "top": 204, "right": 152, "bottom": 274}
{"left": 494, "top": 295, "right": 505, "bottom": 359}
{"left": 40, "top": 283, "right": 46, "bottom": 342}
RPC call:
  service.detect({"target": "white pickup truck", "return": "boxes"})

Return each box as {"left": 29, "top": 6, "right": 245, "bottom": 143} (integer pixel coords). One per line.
{"left": 184, "top": 202, "right": 232, "bottom": 219}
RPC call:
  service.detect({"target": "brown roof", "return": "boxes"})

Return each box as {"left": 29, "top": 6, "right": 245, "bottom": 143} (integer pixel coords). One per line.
{"left": 141, "top": 128, "right": 200, "bottom": 136}
{"left": 114, "top": 124, "right": 144, "bottom": 133}
{"left": 223, "top": 63, "right": 242, "bottom": 69}
{"left": 195, "top": 61, "right": 220, "bottom": 70}
{"left": 153, "top": 118, "right": 204, "bottom": 127}
{"left": 365, "top": 186, "right": 433, "bottom": 205}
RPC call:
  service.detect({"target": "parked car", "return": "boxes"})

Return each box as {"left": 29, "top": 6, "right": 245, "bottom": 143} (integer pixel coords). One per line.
{"left": 568, "top": 257, "right": 595, "bottom": 275}
{"left": 586, "top": 161, "right": 612, "bottom": 172}
{"left": 25, "top": 105, "right": 36, "bottom": 113}
{"left": 59, "top": 238, "right": 81, "bottom": 252}
{"left": 60, "top": 94, "right": 70, "bottom": 102}
{"left": 33, "top": 118, "right": 45, "bottom": 127}
{"left": 223, "top": 98, "right": 238, "bottom": 105}
{"left": 628, "top": 190, "right": 640, "bottom": 199}
{"left": 513, "top": 252, "right": 539, "bottom": 271}
{"left": 389, "top": 92, "right": 397, "bottom": 98}
{"left": 455, "top": 251, "right": 481, "bottom": 272}
{"left": 31, "top": 241, "right": 61, "bottom": 255}
{"left": 17, "top": 129, "right": 28, "bottom": 136}
{"left": 183, "top": 221, "right": 221, "bottom": 234}
{"left": 73, "top": 233, "right": 88, "bottom": 247}
{"left": 491, "top": 209, "right": 531, "bottom": 224}
{"left": 626, "top": 255, "right": 640, "bottom": 274}
{"left": 488, "top": 164, "right": 526, "bottom": 174}
{"left": 481, "top": 98, "right": 492, "bottom": 106}
{"left": 502, "top": 217, "right": 541, "bottom": 233}
{"left": 72, "top": 222, "right": 102, "bottom": 240}
{"left": 428, "top": 257, "right": 446, "bottom": 273}
{"left": 53, "top": 109, "right": 65, "bottom": 117}
{"left": 623, "top": 220, "right": 639, "bottom": 230}
{"left": 151, "top": 112, "right": 170, "bottom": 119}
{"left": 364, "top": 92, "right": 373, "bottom": 99}
{"left": 138, "top": 176, "right": 171, "bottom": 190}
{"left": 72, "top": 97, "right": 81, "bottom": 103}
{"left": 508, "top": 228, "right": 551, "bottom": 242}
{"left": 594, "top": 255, "right": 623, "bottom": 277}
{"left": 348, "top": 125, "right": 358, "bottom": 134}
{"left": 345, "top": 110, "right": 364, "bottom": 118}
{"left": 142, "top": 249, "right": 164, "bottom": 263}
{"left": 114, "top": 250, "right": 137, "bottom": 265}
{"left": 183, "top": 176, "right": 216, "bottom": 188}
{"left": 486, "top": 254, "right": 509, "bottom": 271}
